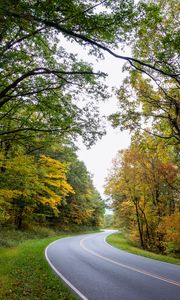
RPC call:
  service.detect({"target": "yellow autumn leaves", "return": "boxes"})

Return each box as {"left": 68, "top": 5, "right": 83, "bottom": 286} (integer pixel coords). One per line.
{"left": 38, "top": 155, "right": 74, "bottom": 214}
{"left": 104, "top": 135, "right": 180, "bottom": 255}
{"left": 0, "top": 151, "right": 74, "bottom": 223}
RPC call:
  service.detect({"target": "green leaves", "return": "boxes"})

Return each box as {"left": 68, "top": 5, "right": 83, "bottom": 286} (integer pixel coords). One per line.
{"left": 110, "top": 0, "right": 180, "bottom": 143}
{"left": 0, "top": 0, "right": 117, "bottom": 148}
{"left": 56, "top": 149, "right": 105, "bottom": 228}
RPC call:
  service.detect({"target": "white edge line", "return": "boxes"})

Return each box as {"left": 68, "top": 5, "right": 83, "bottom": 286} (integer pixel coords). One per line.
{"left": 45, "top": 237, "right": 88, "bottom": 300}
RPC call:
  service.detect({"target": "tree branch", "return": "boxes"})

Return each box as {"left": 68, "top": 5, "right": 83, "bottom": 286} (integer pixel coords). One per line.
{"left": 1, "top": 27, "right": 45, "bottom": 54}
{"left": 0, "top": 68, "right": 104, "bottom": 108}
{"left": 6, "top": 11, "right": 180, "bottom": 81}
{"left": 0, "top": 126, "right": 78, "bottom": 136}
{"left": 40, "top": 23, "right": 180, "bottom": 81}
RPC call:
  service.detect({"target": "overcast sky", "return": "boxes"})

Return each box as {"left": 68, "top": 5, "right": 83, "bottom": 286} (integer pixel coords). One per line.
{"left": 61, "top": 36, "right": 131, "bottom": 198}
{"left": 77, "top": 51, "right": 131, "bottom": 197}
{"left": 77, "top": 126, "right": 130, "bottom": 197}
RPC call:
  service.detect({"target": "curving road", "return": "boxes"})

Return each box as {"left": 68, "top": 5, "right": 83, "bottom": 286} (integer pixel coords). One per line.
{"left": 45, "top": 230, "right": 180, "bottom": 300}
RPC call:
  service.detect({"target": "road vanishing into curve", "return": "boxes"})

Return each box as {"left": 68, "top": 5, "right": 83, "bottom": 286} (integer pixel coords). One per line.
{"left": 45, "top": 231, "right": 180, "bottom": 300}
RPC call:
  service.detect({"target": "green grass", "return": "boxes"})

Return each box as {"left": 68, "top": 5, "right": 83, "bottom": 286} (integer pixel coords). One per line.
{"left": 0, "top": 225, "right": 101, "bottom": 248}
{"left": 0, "top": 226, "right": 57, "bottom": 248}
{"left": 106, "top": 232, "right": 180, "bottom": 265}
{"left": 0, "top": 236, "right": 77, "bottom": 300}
{"left": 0, "top": 226, "right": 101, "bottom": 300}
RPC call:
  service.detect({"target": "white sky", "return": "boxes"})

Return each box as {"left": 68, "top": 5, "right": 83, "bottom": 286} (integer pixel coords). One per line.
{"left": 77, "top": 126, "right": 130, "bottom": 197}
{"left": 61, "top": 36, "right": 131, "bottom": 198}
{"left": 77, "top": 52, "right": 131, "bottom": 197}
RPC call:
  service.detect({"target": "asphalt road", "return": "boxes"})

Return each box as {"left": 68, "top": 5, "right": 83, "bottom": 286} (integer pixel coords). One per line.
{"left": 45, "top": 230, "right": 180, "bottom": 300}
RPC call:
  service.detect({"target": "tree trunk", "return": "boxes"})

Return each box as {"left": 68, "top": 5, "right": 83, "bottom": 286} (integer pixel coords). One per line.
{"left": 134, "top": 198, "right": 144, "bottom": 248}
{"left": 16, "top": 207, "right": 24, "bottom": 229}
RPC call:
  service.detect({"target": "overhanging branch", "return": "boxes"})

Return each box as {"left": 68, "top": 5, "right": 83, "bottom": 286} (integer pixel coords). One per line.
{"left": 6, "top": 10, "right": 180, "bottom": 81}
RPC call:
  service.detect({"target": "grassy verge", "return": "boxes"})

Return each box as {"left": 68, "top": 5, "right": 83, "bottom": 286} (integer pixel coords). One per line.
{"left": 0, "top": 225, "right": 100, "bottom": 248}
{"left": 0, "top": 236, "right": 78, "bottom": 300}
{"left": 0, "top": 226, "right": 101, "bottom": 300}
{"left": 106, "top": 232, "right": 180, "bottom": 265}
{"left": 0, "top": 226, "right": 57, "bottom": 248}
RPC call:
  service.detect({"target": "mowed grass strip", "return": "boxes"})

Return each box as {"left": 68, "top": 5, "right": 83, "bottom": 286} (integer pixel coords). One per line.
{"left": 0, "top": 236, "right": 77, "bottom": 300}
{"left": 106, "top": 232, "right": 180, "bottom": 265}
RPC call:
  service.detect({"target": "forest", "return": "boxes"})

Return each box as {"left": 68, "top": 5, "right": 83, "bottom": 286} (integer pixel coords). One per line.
{"left": 0, "top": 0, "right": 179, "bottom": 256}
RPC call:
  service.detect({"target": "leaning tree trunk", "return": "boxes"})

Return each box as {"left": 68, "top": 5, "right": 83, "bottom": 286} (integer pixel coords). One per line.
{"left": 134, "top": 198, "right": 144, "bottom": 249}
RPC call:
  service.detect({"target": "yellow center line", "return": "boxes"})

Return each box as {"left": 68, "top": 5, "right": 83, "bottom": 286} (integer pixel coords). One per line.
{"left": 80, "top": 236, "right": 180, "bottom": 287}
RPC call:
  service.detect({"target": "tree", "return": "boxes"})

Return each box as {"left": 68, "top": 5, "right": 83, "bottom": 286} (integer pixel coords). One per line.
{"left": 105, "top": 133, "right": 179, "bottom": 253}
{"left": 104, "top": 214, "right": 114, "bottom": 228}
{"left": 1, "top": 0, "right": 178, "bottom": 150}
{"left": 159, "top": 213, "right": 180, "bottom": 256}
{"left": 0, "top": 150, "right": 74, "bottom": 228}
{"left": 0, "top": 0, "right": 111, "bottom": 149}
{"left": 53, "top": 151, "right": 105, "bottom": 229}
{"left": 109, "top": 0, "right": 180, "bottom": 143}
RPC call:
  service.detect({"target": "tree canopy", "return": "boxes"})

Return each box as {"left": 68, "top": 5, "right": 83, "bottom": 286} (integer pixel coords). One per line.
{"left": 109, "top": 0, "right": 179, "bottom": 143}
{"left": 1, "top": 0, "right": 179, "bottom": 149}
{"left": 0, "top": 0, "right": 179, "bottom": 238}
